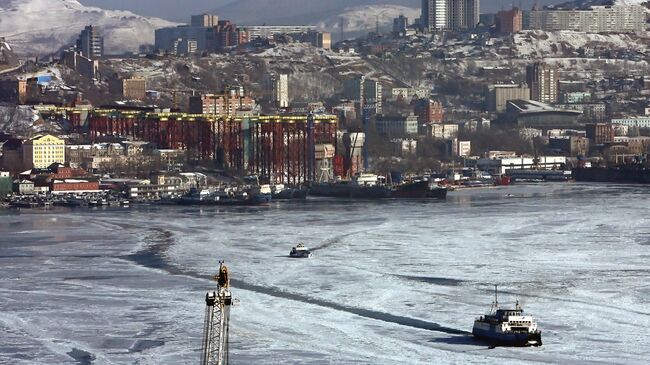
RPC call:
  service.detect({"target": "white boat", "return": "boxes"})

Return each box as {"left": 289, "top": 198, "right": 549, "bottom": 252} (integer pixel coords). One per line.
{"left": 472, "top": 286, "right": 542, "bottom": 346}
{"left": 289, "top": 243, "right": 312, "bottom": 258}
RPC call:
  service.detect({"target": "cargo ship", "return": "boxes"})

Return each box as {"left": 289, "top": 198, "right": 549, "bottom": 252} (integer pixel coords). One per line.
{"left": 310, "top": 174, "right": 447, "bottom": 200}
{"left": 472, "top": 286, "right": 542, "bottom": 347}
{"left": 573, "top": 164, "right": 650, "bottom": 184}
{"left": 174, "top": 188, "right": 269, "bottom": 206}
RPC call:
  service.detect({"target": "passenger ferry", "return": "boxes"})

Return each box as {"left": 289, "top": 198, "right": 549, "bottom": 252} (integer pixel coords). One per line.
{"left": 472, "top": 286, "right": 542, "bottom": 347}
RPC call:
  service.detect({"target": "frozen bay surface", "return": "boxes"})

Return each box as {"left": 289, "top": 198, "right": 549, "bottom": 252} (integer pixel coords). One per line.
{"left": 1, "top": 183, "right": 649, "bottom": 364}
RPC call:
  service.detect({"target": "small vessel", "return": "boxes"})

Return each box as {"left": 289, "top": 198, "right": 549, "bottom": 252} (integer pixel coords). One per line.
{"left": 272, "top": 185, "right": 308, "bottom": 200}
{"left": 289, "top": 243, "right": 312, "bottom": 258}
{"left": 472, "top": 286, "right": 542, "bottom": 347}
{"left": 390, "top": 179, "right": 448, "bottom": 199}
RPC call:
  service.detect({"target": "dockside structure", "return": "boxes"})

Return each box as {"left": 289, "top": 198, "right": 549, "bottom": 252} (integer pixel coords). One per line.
{"left": 36, "top": 107, "right": 337, "bottom": 186}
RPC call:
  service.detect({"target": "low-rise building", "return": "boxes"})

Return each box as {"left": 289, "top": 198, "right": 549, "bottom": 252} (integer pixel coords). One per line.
{"left": 393, "top": 139, "right": 417, "bottom": 157}
{"left": 51, "top": 179, "right": 100, "bottom": 193}
{"left": 375, "top": 114, "right": 419, "bottom": 136}
{"left": 189, "top": 93, "right": 256, "bottom": 116}
{"left": 477, "top": 156, "right": 567, "bottom": 175}
{"left": 486, "top": 84, "right": 530, "bottom": 113}
{"left": 429, "top": 123, "right": 459, "bottom": 139}
{"left": 611, "top": 116, "right": 650, "bottom": 129}
{"left": 505, "top": 100, "right": 582, "bottom": 128}
{"left": 548, "top": 136, "right": 589, "bottom": 156}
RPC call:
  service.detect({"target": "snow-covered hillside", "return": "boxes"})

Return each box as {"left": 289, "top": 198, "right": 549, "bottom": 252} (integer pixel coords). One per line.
{"left": 0, "top": 0, "right": 177, "bottom": 56}
{"left": 316, "top": 5, "right": 420, "bottom": 40}
{"left": 514, "top": 30, "right": 648, "bottom": 57}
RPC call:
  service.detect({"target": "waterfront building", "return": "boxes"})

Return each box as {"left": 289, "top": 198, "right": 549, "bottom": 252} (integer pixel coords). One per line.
{"left": 22, "top": 135, "right": 65, "bottom": 170}
{"left": 526, "top": 62, "right": 558, "bottom": 103}
{"left": 548, "top": 136, "right": 590, "bottom": 156}
{"left": 486, "top": 84, "right": 530, "bottom": 112}
{"left": 76, "top": 26, "right": 103, "bottom": 59}
{"left": 477, "top": 155, "right": 567, "bottom": 175}
{"left": 0, "top": 170, "right": 11, "bottom": 195}
{"left": 530, "top": 5, "right": 646, "bottom": 33}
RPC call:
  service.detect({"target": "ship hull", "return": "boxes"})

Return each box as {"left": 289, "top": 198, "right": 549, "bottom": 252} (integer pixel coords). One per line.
{"left": 573, "top": 166, "right": 650, "bottom": 184}
{"left": 391, "top": 180, "right": 447, "bottom": 199}
{"left": 308, "top": 183, "right": 356, "bottom": 198}
{"left": 472, "top": 325, "right": 542, "bottom": 347}
{"left": 272, "top": 188, "right": 308, "bottom": 200}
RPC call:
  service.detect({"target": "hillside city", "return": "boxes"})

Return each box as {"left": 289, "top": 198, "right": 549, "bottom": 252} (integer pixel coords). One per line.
{"left": 1, "top": 0, "right": 650, "bottom": 203}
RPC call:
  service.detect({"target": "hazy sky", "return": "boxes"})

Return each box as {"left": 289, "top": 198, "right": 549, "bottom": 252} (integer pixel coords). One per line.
{"left": 79, "top": 0, "right": 563, "bottom": 22}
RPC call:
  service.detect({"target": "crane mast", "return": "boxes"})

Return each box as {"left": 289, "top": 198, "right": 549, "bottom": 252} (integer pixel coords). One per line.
{"left": 200, "top": 261, "right": 233, "bottom": 365}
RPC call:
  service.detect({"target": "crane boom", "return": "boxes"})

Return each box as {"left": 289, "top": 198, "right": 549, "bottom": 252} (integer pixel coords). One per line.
{"left": 200, "top": 261, "right": 233, "bottom": 365}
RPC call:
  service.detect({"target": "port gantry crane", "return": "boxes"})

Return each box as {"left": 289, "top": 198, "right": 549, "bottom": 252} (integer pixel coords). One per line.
{"left": 200, "top": 261, "right": 233, "bottom": 365}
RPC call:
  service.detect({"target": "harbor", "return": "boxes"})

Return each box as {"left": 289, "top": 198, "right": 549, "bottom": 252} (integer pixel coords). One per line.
{"left": 1, "top": 183, "right": 648, "bottom": 364}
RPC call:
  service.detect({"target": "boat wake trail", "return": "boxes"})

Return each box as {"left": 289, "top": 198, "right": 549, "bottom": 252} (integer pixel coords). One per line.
{"left": 311, "top": 229, "right": 373, "bottom": 252}
{"left": 122, "top": 231, "right": 470, "bottom": 336}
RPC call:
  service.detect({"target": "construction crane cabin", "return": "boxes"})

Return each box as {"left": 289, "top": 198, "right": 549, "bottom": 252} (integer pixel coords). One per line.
{"left": 200, "top": 261, "right": 233, "bottom": 365}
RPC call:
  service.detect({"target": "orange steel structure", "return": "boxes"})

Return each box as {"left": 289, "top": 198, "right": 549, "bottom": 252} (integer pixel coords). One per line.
{"left": 37, "top": 107, "right": 338, "bottom": 185}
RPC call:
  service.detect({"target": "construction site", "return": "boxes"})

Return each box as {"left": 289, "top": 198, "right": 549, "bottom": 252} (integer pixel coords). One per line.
{"left": 36, "top": 106, "right": 351, "bottom": 186}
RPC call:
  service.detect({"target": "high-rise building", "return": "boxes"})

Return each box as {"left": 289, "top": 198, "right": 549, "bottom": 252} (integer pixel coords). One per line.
{"left": 414, "top": 99, "right": 444, "bottom": 123}
{"left": 191, "top": 14, "right": 219, "bottom": 27}
{"left": 363, "top": 78, "right": 383, "bottom": 115}
{"left": 76, "top": 25, "right": 103, "bottom": 59}
{"left": 343, "top": 75, "right": 383, "bottom": 115}
{"left": 305, "top": 31, "right": 331, "bottom": 49}
{"left": 214, "top": 20, "right": 250, "bottom": 50}
{"left": 495, "top": 7, "right": 523, "bottom": 34}
{"left": 421, "top": 0, "right": 448, "bottom": 32}
{"left": 421, "top": 0, "right": 479, "bottom": 32}
{"left": 447, "top": 0, "right": 480, "bottom": 31}
{"left": 269, "top": 73, "right": 289, "bottom": 108}
{"left": 526, "top": 62, "right": 558, "bottom": 104}
{"left": 393, "top": 15, "right": 409, "bottom": 35}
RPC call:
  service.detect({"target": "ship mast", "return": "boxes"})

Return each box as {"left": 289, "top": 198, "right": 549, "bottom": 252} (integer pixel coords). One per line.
{"left": 490, "top": 284, "right": 499, "bottom": 313}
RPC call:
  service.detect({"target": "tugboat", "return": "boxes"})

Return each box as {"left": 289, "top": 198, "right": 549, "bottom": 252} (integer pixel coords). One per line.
{"left": 472, "top": 286, "right": 542, "bottom": 347}
{"left": 289, "top": 243, "right": 312, "bottom": 258}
